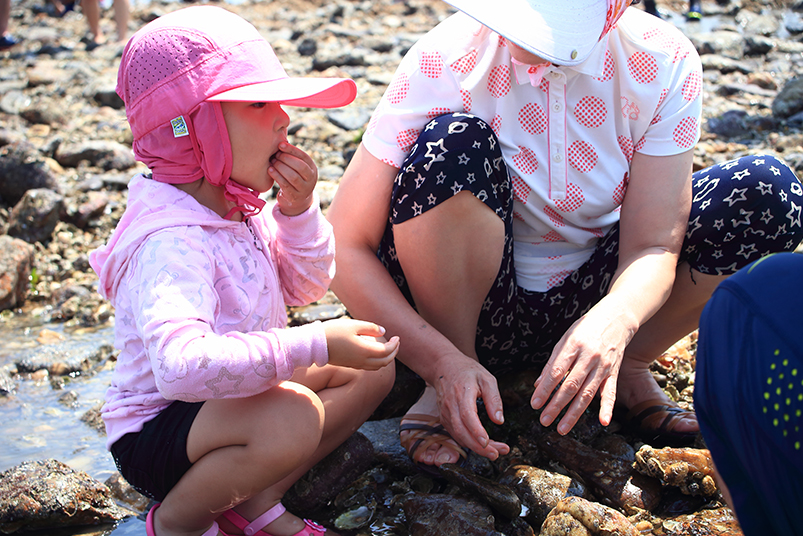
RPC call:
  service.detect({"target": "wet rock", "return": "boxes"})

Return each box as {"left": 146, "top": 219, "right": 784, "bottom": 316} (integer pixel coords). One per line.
{"left": 7, "top": 188, "right": 65, "bottom": 244}
{"left": 659, "top": 506, "right": 743, "bottom": 535}
{"left": 285, "top": 431, "right": 375, "bottom": 514}
{"left": 437, "top": 463, "right": 521, "bottom": 519}
{"left": 0, "top": 141, "right": 61, "bottom": 205}
{"left": 687, "top": 31, "right": 745, "bottom": 59}
{"left": 633, "top": 446, "right": 718, "bottom": 497}
{"left": 104, "top": 473, "right": 150, "bottom": 513}
{"left": 773, "top": 77, "right": 803, "bottom": 119}
{"left": 0, "top": 366, "right": 16, "bottom": 395}
{"left": 287, "top": 302, "right": 347, "bottom": 326}
{"left": 400, "top": 493, "right": 502, "bottom": 536}
{"left": 540, "top": 496, "right": 638, "bottom": 536}
{"left": 0, "top": 459, "right": 125, "bottom": 533}
{"left": 55, "top": 140, "right": 137, "bottom": 171}
{"left": 500, "top": 465, "right": 587, "bottom": 529}
{"left": 537, "top": 432, "right": 661, "bottom": 514}
{"left": 15, "top": 338, "right": 114, "bottom": 376}
{"left": 0, "top": 235, "right": 35, "bottom": 311}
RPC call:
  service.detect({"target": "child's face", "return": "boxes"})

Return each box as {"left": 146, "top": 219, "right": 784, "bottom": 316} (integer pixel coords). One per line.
{"left": 221, "top": 101, "right": 290, "bottom": 193}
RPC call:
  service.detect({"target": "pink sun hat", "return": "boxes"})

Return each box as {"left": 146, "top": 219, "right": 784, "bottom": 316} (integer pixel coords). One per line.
{"left": 118, "top": 5, "right": 357, "bottom": 141}
{"left": 116, "top": 5, "right": 357, "bottom": 218}
{"left": 442, "top": 0, "right": 633, "bottom": 66}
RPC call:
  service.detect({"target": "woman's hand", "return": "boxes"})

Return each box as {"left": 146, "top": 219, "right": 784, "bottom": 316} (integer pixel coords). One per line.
{"left": 323, "top": 318, "right": 400, "bottom": 370}
{"left": 270, "top": 142, "right": 318, "bottom": 216}
{"left": 431, "top": 353, "right": 511, "bottom": 461}
{"left": 530, "top": 301, "right": 636, "bottom": 435}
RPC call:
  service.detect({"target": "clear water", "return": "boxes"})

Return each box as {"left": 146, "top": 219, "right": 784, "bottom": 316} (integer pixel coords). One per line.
{"left": 0, "top": 316, "right": 140, "bottom": 535}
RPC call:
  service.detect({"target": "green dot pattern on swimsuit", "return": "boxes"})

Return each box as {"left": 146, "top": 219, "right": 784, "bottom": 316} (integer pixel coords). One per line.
{"left": 762, "top": 348, "right": 802, "bottom": 451}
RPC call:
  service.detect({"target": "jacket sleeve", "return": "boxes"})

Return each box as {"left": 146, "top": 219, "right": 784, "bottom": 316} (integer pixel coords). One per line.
{"left": 127, "top": 228, "right": 329, "bottom": 402}
{"left": 265, "top": 196, "right": 336, "bottom": 307}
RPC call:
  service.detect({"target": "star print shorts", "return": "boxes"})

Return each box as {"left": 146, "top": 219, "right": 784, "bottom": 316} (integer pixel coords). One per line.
{"left": 377, "top": 113, "right": 803, "bottom": 376}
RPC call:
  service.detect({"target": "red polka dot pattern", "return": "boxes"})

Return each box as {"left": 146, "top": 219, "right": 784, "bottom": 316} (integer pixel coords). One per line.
{"left": 554, "top": 183, "right": 585, "bottom": 212}
{"left": 681, "top": 71, "right": 702, "bottom": 101}
{"left": 618, "top": 135, "right": 634, "bottom": 163}
{"left": 491, "top": 114, "right": 502, "bottom": 137}
{"left": 635, "top": 136, "right": 646, "bottom": 152}
{"left": 568, "top": 140, "right": 598, "bottom": 173}
{"left": 387, "top": 73, "right": 410, "bottom": 104}
{"left": 381, "top": 158, "right": 396, "bottom": 167}
{"left": 650, "top": 114, "right": 662, "bottom": 125}
{"left": 427, "top": 107, "right": 452, "bottom": 120}
{"left": 513, "top": 146, "right": 538, "bottom": 175}
{"left": 498, "top": 35, "right": 508, "bottom": 48}
{"left": 538, "top": 79, "right": 549, "bottom": 93}
{"left": 461, "top": 89, "right": 472, "bottom": 112}
{"left": 488, "top": 65, "right": 511, "bottom": 98}
{"left": 612, "top": 171, "right": 629, "bottom": 205}
{"left": 544, "top": 205, "right": 565, "bottom": 226}
{"left": 518, "top": 103, "right": 547, "bottom": 134}
{"left": 642, "top": 28, "right": 689, "bottom": 63}
{"left": 673, "top": 116, "right": 697, "bottom": 148}
{"left": 627, "top": 52, "right": 658, "bottom": 84}
{"left": 541, "top": 231, "right": 564, "bottom": 242}
{"left": 595, "top": 51, "right": 615, "bottom": 82}
{"left": 419, "top": 51, "right": 444, "bottom": 79}
{"left": 396, "top": 128, "right": 420, "bottom": 151}
{"left": 575, "top": 96, "right": 607, "bottom": 129}
{"left": 547, "top": 270, "right": 572, "bottom": 290}
{"left": 513, "top": 210, "right": 526, "bottom": 222}
{"left": 511, "top": 174, "right": 531, "bottom": 203}
{"left": 450, "top": 49, "right": 478, "bottom": 74}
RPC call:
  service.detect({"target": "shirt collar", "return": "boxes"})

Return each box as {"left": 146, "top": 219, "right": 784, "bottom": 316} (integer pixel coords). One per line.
{"left": 510, "top": 34, "right": 610, "bottom": 87}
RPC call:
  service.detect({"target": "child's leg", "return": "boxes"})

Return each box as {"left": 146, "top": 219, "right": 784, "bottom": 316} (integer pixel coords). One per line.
{"left": 151, "top": 383, "right": 326, "bottom": 536}
{"left": 220, "top": 364, "right": 395, "bottom": 536}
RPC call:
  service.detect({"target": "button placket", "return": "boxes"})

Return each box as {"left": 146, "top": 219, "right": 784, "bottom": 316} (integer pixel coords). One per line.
{"left": 547, "top": 70, "right": 567, "bottom": 201}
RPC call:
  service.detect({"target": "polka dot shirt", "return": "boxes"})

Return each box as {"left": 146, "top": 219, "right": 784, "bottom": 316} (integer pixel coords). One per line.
{"left": 363, "top": 8, "right": 703, "bottom": 291}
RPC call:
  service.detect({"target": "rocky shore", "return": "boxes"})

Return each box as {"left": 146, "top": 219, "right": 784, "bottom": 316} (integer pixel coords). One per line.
{"left": 2, "top": 0, "right": 803, "bottom": 534}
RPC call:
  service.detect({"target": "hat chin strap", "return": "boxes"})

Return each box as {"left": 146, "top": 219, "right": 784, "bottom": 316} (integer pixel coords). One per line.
{"left": 189, "top": 101, "right": 266, "bottom": 220}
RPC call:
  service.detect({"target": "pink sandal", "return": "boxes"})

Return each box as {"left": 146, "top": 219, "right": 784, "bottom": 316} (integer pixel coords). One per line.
{"left": 146, "top": 503, "right": 221, "bottom": 536}
{"left": 221, "top": 503, "right": 327, "bottom": 536}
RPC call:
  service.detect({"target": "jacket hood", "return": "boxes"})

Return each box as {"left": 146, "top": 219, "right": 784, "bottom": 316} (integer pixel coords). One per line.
{"left": 89, "top": 174, "right": 236, "bottom": 302}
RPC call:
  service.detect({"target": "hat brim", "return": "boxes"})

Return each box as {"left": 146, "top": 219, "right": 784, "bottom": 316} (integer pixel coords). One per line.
{"left": 443, "top": 0, "right": 607, "bottom": 66}
{"left": 207, "top": 77, "right": 357, "bottom": 108}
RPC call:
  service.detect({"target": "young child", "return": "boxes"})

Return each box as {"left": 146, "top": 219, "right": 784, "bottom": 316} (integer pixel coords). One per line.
{"left": 89, "top": 7, "right": 399, "bottom": 536}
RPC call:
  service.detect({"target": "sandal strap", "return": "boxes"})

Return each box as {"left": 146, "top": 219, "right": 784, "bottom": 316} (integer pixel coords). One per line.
{"left": 222, "top": 503, "right": 286, "bottom": 536}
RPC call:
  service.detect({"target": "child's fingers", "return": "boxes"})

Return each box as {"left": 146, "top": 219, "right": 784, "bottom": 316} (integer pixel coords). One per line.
{"left": 350, "top": 320, "right": 388, "bottom": 338}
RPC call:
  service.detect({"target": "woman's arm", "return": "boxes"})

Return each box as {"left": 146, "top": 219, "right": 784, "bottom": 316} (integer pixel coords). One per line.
{"left": 327, "top": 144, "right": 507, "bottom": 459}
{"left": 530, "top": 149, "right": 694, "bottom": 434}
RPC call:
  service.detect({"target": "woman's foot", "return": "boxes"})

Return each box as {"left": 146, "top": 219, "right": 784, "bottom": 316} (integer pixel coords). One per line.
{"left": 616, "top": 357, "right": 699, "bottom": 442}
{"left": 399, "top": 386, "right": 466, "bottom": 467}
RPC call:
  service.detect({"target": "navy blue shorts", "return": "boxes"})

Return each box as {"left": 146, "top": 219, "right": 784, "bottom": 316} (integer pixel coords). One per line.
{"left": 378, "top": 113, "right": 803, "bottom": 375}
{"left": 110, "top": 400, "right": 204, "bottom": 501}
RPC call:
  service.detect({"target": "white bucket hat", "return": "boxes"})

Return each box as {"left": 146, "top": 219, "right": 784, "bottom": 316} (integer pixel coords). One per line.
{"left": 443, "top": 0, "right": 633, "bottom": 66}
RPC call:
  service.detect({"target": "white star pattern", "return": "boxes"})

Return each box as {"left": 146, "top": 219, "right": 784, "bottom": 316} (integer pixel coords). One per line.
{"left": 425, "top": 120, "right": 438, "bottom": 131}
{"left": 467, "top": 173, "right": 476, "bottom": 184}
{"left": 427, "top": 193, "right": 437, "bottom": 205}
{"left": 731, "top": 169, "right": 750, "bottom": 181}
{"left": 712, "top": 250, "right": 723, "bottom": 259}
{"left": 736, "top": 243, "right": 757, "bottom": 259}
{"left": 458, "top": 153, "right": 470, "bottom": 165}
{"left": 414, "top": 174, "right": 426, "bottom": 188}
{"left": 700, "top": 199, "right": 711, "bottom": 211}
{"left": 720, "top": 160, "right": 739, "bottom": 170}
{"left": 686, "top": 215, "right": 702, "bottom": 238}
{"left": 423, "top": 138, "right": 448, "bottom": 172}
{"left": 730, "top": 208, "right": 753, "bottom": 228}
{"left": 411, "top": 202, "right": 423, "bottom": 216}
{"left": 760, "top": 208, "right": 773, "bottom": 224}
{"left": 770, "top": 165, "right": 781, "bottom": 176}
{"left": 451, "top": 181, "right": 464, "bottom": 195}
{"left": 473, "top": 140, "right": 482, "bottom": 149}
{"left": 780, "top": 190, "right": 788, "bottom": 202}
{"left": 715, "top": 262, "right": 739, "bottom": 275}
{"left": 752, "top": 158, "right": 765, "bottom": 166}
{"left": 756, "top": 181, "right": 773, "bottom": 195}
{"left": 436, "top": 172, "right": 447, "bottom": 184}
{"left": 487, "top": 135, "right": 496, "bottom": 151}
{"left": 723, "top": 187, "right": 748, "bottom": 206}
{"left": 786, "top": 201, "right": 801, "bottom": 228}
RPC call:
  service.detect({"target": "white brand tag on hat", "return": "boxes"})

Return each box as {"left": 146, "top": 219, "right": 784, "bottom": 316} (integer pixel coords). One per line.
{"left": 171, "top": 116, "right": 189, "bottom": 138}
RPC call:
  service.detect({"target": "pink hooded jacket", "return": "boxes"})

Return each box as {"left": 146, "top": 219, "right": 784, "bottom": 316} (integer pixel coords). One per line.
{"left": 90, "top": 174, "right": 334, "bottom": 448}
